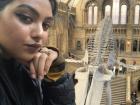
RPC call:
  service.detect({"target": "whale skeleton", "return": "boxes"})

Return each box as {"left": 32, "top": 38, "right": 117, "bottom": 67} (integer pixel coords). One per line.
{"left": 84, "top": 16, "right": 115, "bottom": 105}
{"left": 65, "top": 16, "right": 140, "bottom": 105}
{"left": 66, "top": 16, "right": 115, "bottom": 105}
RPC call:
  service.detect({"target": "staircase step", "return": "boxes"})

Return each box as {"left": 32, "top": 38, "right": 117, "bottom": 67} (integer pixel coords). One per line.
{"left": 101, "top": 77, "right": 126, "bottom": 105}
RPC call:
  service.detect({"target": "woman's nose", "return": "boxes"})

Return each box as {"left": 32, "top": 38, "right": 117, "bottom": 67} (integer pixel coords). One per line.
{"left": 31, "top": 23, "right": 44, "bottom": 41}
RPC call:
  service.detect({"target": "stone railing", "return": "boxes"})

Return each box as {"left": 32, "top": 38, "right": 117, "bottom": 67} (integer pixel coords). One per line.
{"left": 127, "top": 69, "right": 140, "bottom": 79}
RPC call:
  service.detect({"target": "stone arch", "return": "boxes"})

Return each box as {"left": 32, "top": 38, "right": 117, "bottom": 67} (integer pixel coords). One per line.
{"left": 102, "top": 0, "right": 113, "bottom": 7}
{"left": 135, "top": 0, "right": 140, "bottom": 5}
{"left": 135, "top": 77, "right": 140, "bottom": 97}
{"left": 138, "top": 80, "right": 140, "bottom": 92}
{"left": 102, "top": 0, "right": 113, "bottom": 18}
{"left": 131, "top": 77, "right": 140, "bottom": 97}
{"left": 84, "top": 0, "right": 98, "bottom": 25}
{"left": 85, "top": 0, "right": 97, "bottom": 9}
{"left": 133, "top": 78, "right": 140, "bottom": 92}
{"left": 120, "top": 0, "right": 130, "bottom": 24}
{"left": 120, "top": 0, "right": 130, "bottom": 6}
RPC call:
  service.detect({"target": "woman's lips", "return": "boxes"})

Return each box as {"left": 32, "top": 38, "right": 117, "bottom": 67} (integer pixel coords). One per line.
{"left": 25, "top": 43, "right": 42, "bottom": 53}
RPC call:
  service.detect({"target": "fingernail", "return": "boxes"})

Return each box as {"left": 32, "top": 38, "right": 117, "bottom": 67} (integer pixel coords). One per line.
{"left": 38, "top": 75, "right": 43, "bottom": 80}
{"left": 44, "top": 69, "right": 49, "bottom": 75}
{"left": 44, "top": 71, "right": 47, "bottom": 75}
{"left": 31, "top": 74, "right": 36, "bottom": 79}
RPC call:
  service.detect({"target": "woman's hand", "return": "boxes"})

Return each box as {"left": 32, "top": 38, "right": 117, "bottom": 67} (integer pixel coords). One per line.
{"left": 29, "top": 47, "right": 58, "bottom": 80}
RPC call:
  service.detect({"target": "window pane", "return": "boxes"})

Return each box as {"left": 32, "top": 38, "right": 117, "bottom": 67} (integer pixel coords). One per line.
{"left": 112, "top": 0, "right": 120, "bottom": 24}
{"left": 121, "top": 5, "right": 127, "bottom": 24}
{"left": 105, "top": 5, "right": 111, "bottom": 17}
{"left": 88, "top": 6, "right": 93, "bottom": 25}
{"left": 116, "top": 39, "right": 119, "bottom": 50}
{"left": 133, "top": 40, "right": 137, "bottom": 52}
{"left": 134, "top": 5, "right": 139, "bottom": 24}
{"left": 93, "top": 6, "right": 98, "bottom": 24}
{"left": 77, "top": 41, "right": 81, "bottom": 50}
{"left": 120, "top": 39, "right": 125, "bottom": 51}
{"left": 139, "top": 41, "right": 140, "bottom": 51}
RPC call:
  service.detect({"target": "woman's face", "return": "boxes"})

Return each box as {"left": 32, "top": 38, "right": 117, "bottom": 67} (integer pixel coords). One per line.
{"left": 0, "top": 0, "right": 53, "bottom": 63}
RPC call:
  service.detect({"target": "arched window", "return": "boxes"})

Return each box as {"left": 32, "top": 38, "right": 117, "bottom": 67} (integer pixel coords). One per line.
{"left": 76, "top": 41, "right": 81, "bottom": 50}
{"left": 139, "top": 40, "right": 140, "bottom": 52}
{"left": 120, "top": 39, "right": 125, "bottom": 51}
{"left": 93, "top": 6, "right": 98, "bottom": 24}
{"left": 120, "top": 5, "right": 127, "bottom": 24}
{"left": 88, "top": 6, "right": 93, "bottom": 25}
{"left": 134, "top": 5, "right": 139, "bottom": 24}
{"left": 105, "top": 5, "right": 111, "bottom": 17}
{"left": 116, "top": 39, "right": 119, "bottom": 50}
{"left": 138, "top": 80, "right": 140, "bottom": 92}
{"left": 133, "top": 40, "right": 138, "bottom": 52}
{"left": 112, "top": 0, "right": 120, "bottom": 24}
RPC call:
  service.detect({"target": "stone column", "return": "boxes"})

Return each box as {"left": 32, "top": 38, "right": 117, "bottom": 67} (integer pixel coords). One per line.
{"left": 126, "top": 2, "right": 134, "bottom": 54}
{"left": 126, "top": 72, "right": 132, "bottom": 105}
{"left": 97, "top": 1, "right": 102, "bottom": 23}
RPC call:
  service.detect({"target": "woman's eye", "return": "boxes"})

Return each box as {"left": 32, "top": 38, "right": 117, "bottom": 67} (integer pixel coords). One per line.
{"left": 42, "top": 23, "right": 51, "bottom": 31}
{"left": 43, "top": 20, "right": 54, "bottom": 31}
{"left": 15, "top": 13, "right": 33, "bottom": 24}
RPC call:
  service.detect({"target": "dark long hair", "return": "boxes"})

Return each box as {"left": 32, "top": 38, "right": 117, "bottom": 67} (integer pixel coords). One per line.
{"left": 0, "top": 0, "right": 57, "bottom": 16}
{"left": 49, "top": 0, "right": 57, "bottom": 16}
{"left": 0, "top": 0, "right": 13, "bottom": 11}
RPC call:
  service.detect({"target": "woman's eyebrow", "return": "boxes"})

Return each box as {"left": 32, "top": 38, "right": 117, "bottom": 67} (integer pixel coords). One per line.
{"left": 46, "top": 17, "right": 54, "bottom": 21}
{"left": 17, "top": 4, "right": 53, "bottom": 19}
{"left": 17, "top": 4, "right": 39, "bottom": 16}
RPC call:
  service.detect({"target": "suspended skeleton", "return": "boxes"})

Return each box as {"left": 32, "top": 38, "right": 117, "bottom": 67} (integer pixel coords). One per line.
{"left": 74, "top": 16, "right": 117, "bottom": 105}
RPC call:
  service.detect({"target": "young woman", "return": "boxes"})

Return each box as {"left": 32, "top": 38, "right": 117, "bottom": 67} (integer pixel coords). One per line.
{"left": 0, "top": 0, "right": 75, "bottom": 105}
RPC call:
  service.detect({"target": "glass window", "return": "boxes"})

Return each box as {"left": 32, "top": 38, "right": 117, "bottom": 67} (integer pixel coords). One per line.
{"left": 134, "top": 5, "right": 139, "bottom": 24}
{"left": 93, "top": 6, "right": 98, "bottom": 24}
{"left": 105, "top": 5, "right": 111, "bottom": 17}
{"left": 77, "top": 41, "right": 81, "bottom": 50}
{"left": 116, "top": 39, "right": 119, "bottom": 50}
{"left": 133, "top": 40, "right": 137, "bottom": 52}
{"left": 112, "top": 0, "right": 120, "bottom": 24}
{"left": 88, "top": 6, "right": 93, "bottom": 25}
{"left": 120, "top": 39, "right": 125, "bottom": 51}
{"left": 138, "top": 80, "right": 140, "bottom": 91}
{"left": 120, "top": 5, "right": 127, "bottom": 24}
{"left": 139, "top": 40, "right": 140, "bottom": 52}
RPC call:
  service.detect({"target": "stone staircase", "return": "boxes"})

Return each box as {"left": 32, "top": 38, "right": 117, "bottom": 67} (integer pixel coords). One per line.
{"left": 100, "top": 76, "right": 126, "bottom": 105}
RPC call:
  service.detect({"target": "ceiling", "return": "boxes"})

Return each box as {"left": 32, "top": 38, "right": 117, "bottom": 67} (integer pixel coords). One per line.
{"left": 57, "top": 0, "right": 81, "bottom": 7}
{"left": 57, "top": 0, "right": 69, "bottom": 3}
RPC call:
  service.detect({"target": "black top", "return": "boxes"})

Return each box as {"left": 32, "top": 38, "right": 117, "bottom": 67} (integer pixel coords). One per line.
{"left": 0, "top": 57, "right": 42, "bottom": 105}
{"left": 0, "top": 50, "right": 76, "bottom": 105}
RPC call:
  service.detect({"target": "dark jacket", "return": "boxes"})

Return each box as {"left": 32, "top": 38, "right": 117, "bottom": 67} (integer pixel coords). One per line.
{"left": 42, "top": 73, "right": 76, "bottom": 105}
{"left": 0, "top": 48, "right": 75, "bottom": 105}
{"left": 0, "top": 58, "right": 42, "bottom": 105}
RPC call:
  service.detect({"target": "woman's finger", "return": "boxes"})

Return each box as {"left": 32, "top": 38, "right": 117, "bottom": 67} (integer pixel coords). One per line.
{"left": 44, "top": 57, "right": 53, "bottom": 75}
{"left": 43, "top": 49, "right": 58, "bottom": 74}
{"left": 32, "top": 53, "right": 41, "bottom": 73}
{"left": 37, "top": 52, "right": 48, "bottom": 80}
{"left": 30, "top": 47, "right": 58, "bottom": 80}
{"left": 29, "top": 62, "right": 36, "bottom": 79}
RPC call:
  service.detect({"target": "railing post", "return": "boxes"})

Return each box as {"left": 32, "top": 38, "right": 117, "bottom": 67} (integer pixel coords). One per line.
{"left": 126, "top": 72, "right": 131, "bottom": 105}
